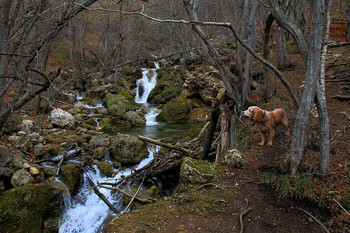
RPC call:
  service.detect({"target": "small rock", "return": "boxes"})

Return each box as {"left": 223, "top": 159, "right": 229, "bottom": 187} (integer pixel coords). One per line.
{"left": 23, "top": 163, "right": 31, "bottom": 169}
{"left": 29, "top": 167, "right": 40, "bottom": 176}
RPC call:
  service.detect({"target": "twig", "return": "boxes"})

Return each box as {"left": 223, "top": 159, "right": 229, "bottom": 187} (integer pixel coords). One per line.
{"left": 118, "top": 174, "right": 146, "bottom": 217}
{"left": 56, "top": 155, "right": 65, "bottom": 176}
{"left": 333, "top": 198, "right": 350, "bottom": 216}
{"left": 302, "top": 209, "right": 330, "bottom": 233}
{"left": 239, "top": 199, "right": 253, "bottom": 233}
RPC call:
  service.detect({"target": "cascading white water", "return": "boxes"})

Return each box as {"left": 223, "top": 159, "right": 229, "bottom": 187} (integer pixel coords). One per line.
{"left": 58, "top": 63, "right": 161, "bottom": 232}
{"left": 135, "top": 62, "right": 161, "bottom": 126}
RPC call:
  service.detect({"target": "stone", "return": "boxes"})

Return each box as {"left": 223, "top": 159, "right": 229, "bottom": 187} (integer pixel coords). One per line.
{"left": 220, "top": 149, "right": 246, "bottom": 168}
{"left": 97, "top": 161, "right": 114, "bottom": 177}
{"left": 124, "top": 111, "right": 146, "bottom": 127}
{"left": 20, "top": 119, "right": 34, "bottom": 133}
{"left": 180, "top": 157, "right": 218, "bottom": 185}
{"left": 0, "top": 145, "right": 12, "bottom": 167}
{"left": 2, "top": 115, "right": 22, "bottom": 134}
{"left": 11, "top": 169, "right": 34, "bottom": 187}
{"left": 29, "top": 167, "right": 40, "bottom": 176}
{"left": 49, "top": 108, "right": 76, "bottom": 128}
{"left": 108, "top": 133, "right": 148, "bottom": 166}
{"left": 34, "top": 143, "right": 48, "bottom": 158}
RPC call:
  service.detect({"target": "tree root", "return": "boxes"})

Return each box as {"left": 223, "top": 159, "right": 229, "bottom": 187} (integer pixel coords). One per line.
{"left": 302, "top": 209, "right": 330, "bottom": 233}
{"left": 239, "top": 198, "right": 253, "bottom": 233}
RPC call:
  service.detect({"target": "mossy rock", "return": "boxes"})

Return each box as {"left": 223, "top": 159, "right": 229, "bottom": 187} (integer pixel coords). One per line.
{"left": 0, "top": 145, "right": 12, "bottom": 167}
{"left": 102, "top": 93, "right": 135, "bottom": 119}
{"left": 180, "top": 157, "right": 218, "bottom": 185}
{"left": 2, "top": 115, "right": 22, "bottom": 134}
{"left": 97, "top": 161, "right": 114, "bottom": 177}
{"left": 59, "top": 164, "right": 82, "bottom": 195}
{"left": 0, "top": 184, "right": 53, "bottom": 232}
{"left": 108, "top": 133, "right": 148, "bottom": 166}
{"left": 156, "top": 99, "right": 191, "bottom": 122}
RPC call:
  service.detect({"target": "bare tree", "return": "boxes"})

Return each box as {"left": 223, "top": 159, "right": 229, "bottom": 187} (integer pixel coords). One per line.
{"left": 0, "top": 0, "right": 98, "bottom": 133}
{"left": 266, "top": 0, "right": 331, "bottom": 176}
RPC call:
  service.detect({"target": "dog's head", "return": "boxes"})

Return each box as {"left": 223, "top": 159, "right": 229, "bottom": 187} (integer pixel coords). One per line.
{"left": 243, "top": 106, "right": 265, "bottom": 122}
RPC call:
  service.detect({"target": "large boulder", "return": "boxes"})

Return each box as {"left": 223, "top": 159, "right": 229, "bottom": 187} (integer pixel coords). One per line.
{"left": 180, "top": 157, "right": 218, "bottom": 185}
{"left": 103, "top": 93, "right": 135, "bottom": 119}
{"left": 220, "top": 149, "right": 246, "bottom": 168}
{"left": 156, "top": 99, "right": 192, "bottom": 122}
{"left": 0, "top": 182, "right": 65, "bottom": 233}
{"left": 49, "top": 108, "right": 76, "bottom": 128}
{"left": 108, "top": 133, "right": 148, "bottom": 166}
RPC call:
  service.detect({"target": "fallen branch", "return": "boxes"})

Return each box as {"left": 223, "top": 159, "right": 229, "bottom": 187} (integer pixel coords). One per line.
{"left": 98, "top": 183, "right": 155, "bottom": 203}
{"left": 333, "top": 198, "right": 350, "bottom": 216}
{"left": 118, "top": 174, "right": 146, "bottom": 217}
{"left": 302, "top": 209, "right": 330, "bottom": 233}
{"left": 331, "top": 95, "right": 350, "bottom": 100}
{"left": 56, "top": 155, "right": 65, "bottom": 176}
{"left": 239, "top": 199, "right": 253, "bottom": 233}
{"left": 138, "top": 135, "right": 194, "bottom": 156}
{"left": 87, "top": 175, "right": 120, "bottom": 215}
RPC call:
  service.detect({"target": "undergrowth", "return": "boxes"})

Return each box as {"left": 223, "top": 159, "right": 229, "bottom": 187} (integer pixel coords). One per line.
{"left": 260, "top": 172, "right": 316, "bottom": 200}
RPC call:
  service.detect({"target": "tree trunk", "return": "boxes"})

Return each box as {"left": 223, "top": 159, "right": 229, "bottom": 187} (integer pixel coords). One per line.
{"left": 289, "top": 0, "right": 325, "bottom": 176}
{"left": 216, "top": 104, "right": 233, "bottom": 163}
{"left": 276, "top": 26, "right": 289, "bottom": 69}
{"left": 242, "top": 0, "right": 259, "bottom": 103}
{"left": 316, "top": 0, "right": 333, "bottom": 175}
{"left": 263, "top": 13, "right": 274, "bottom": 86}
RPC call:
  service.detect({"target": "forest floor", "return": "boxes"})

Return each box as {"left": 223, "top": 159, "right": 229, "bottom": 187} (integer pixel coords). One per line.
{"left": 104, "top": 44, "right": 350, "bottom": 233}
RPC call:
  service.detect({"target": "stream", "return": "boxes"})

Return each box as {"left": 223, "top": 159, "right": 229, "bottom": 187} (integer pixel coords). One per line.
{"left": 58, "top": 63, "right": 162, "bottom": 232}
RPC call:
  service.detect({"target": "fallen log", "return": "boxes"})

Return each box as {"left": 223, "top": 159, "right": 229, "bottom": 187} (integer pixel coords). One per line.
{"left": 138, "top": 135, "right": 194, "bottom": 156}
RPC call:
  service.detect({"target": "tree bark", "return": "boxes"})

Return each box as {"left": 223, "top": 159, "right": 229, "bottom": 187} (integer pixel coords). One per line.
{"left": 289, "top": 0, "right": 325, "bottom": 176}
{"left": 242, "top": 0, "right": 259, "bottom": 103}
{"left": 263, "top": 13, "right": 275, "bottom": 86}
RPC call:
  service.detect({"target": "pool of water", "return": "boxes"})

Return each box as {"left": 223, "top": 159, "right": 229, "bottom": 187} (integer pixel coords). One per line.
{"left": 119, "top": 122, "right": 203, "bottom": 139}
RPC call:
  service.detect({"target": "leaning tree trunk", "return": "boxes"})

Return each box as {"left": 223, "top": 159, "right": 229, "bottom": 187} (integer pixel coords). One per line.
{"left": 289, "top": 0, "right": 325, "bottom": 176}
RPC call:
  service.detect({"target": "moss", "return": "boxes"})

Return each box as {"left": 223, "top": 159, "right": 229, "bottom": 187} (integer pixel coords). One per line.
{"left": 97, "top": 161, "right": 114, "bottom": 177}
{"left": 0, "top": 184, "right": 51, "bottom": 232}
{"left": 60, "top": 165, "right": 81, "bottom": 195}
{"left": 156, "top": 99, "right": 191, "bottom": 122}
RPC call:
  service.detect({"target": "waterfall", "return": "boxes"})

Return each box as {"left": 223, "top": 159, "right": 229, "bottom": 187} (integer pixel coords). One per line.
{"left": 58, "top": 63, "right": 161, "bottom": 232}
{"left": 135, "top": 62, "right": 161, "bottom": 126}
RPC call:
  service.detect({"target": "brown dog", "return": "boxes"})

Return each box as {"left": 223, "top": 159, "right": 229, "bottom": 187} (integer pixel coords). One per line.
{"left": 243, "top": 106, "right": 290, "bottom": 146}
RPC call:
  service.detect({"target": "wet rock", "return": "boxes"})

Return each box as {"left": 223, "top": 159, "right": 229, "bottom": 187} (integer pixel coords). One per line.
{"left": 95, "top": 146, "right": 108, "bottom": 161}
{"left": 156, "top": 99, "right": 192, "bottom": 122}
{"left": 49, "top": 108, "right": 76, "bottom": 128}
{"left": 220, "top": 149, "right": 246, "bottom": 168}
{"left": 11, "top": 169, "right": 34, "bottom": 187}
{"left": 108, "top": 133, "right": 148, "bottom": 166}
{"left": 180, "top": 157, "right": 218, "bottom": 185}
{"left": 97, "top": 161, "right": 114, "bottom": 177}
{"left": 0, "top": 182, "right": 64, "bottom": 232}
{"left": 60, "top": 164, "right": 82, "bottom": 195}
